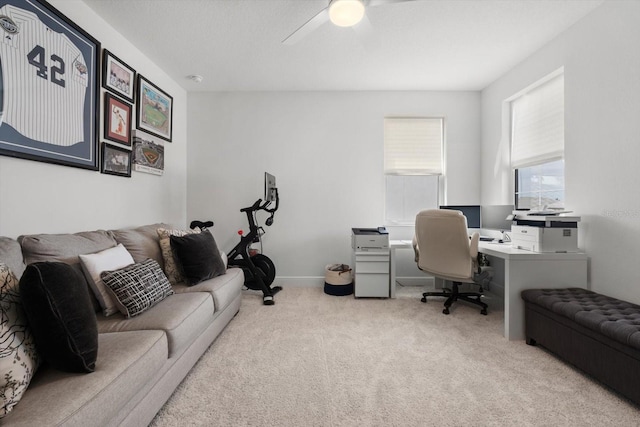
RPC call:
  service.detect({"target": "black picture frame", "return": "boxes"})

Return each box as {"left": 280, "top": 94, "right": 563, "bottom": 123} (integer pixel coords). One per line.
{"left": 101, "top": 143, "right": 132, "bottom": 177}
{"left": 136, "top": 75, "right": 173, "bottom": 142}
{"left": 103, "top": 92, "right": 132, "bottom": 147}
{"left": 0, "top": 0, "right": 101, "bottom": 170}
{"left": 102, "top": 49, "right": 136, "bottom": 102}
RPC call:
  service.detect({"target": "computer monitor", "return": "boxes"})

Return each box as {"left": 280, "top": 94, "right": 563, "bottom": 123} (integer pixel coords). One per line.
{"left": 264, "top": 172, "right": 277, "bottom": 202}
{"left": 481, "top": 205, "right": 514, "bottom": 231}
{"left": 439, "top": 205, "right": 481, "bottom": 229}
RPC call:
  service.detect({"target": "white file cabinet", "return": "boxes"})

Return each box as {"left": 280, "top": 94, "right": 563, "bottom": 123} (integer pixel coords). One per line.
{"left": 352, "top": 251, "right": 390, "bottom": 298}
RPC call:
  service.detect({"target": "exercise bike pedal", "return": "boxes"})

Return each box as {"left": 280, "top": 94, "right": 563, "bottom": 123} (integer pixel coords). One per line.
{"left": 263, "top": 295, "right": 275, "bottom": 305}
{"left": 270, "top": 286, "right": 283, "bottom": 295}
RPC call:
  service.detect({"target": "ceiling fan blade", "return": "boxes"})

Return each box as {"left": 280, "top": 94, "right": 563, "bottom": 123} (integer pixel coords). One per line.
{"left": 282, "top": 7, "right": 330, "bottom": 45}
{"left": 367, "top": 0, "right": 417, "bottom": 6}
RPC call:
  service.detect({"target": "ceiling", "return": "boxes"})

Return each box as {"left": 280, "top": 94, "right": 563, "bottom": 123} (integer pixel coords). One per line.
{"left": 82, "top": 0, "right": 604, "bottom": 92}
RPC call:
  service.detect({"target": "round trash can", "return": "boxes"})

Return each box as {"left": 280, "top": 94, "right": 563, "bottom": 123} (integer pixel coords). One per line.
{"left": 324, "top": 264, "right": 353, "bottom": 296}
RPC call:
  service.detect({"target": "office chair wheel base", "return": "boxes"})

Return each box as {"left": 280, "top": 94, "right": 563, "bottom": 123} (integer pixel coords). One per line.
{"left": 481, "top": 308, "right": 487, "bottom": 315}
{"left": 421, "top": 297, "right": 427, "bottom": 303}
{"left": 442, "top": 307, "right": 450, "bottom": 315}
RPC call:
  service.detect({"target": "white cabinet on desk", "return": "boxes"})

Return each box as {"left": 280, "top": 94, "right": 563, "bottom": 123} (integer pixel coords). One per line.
{"left": 352, "top": 251, "right": 390, "bottom": 298}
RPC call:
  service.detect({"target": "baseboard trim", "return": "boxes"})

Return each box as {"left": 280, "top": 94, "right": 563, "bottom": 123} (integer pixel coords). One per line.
{"left": 273, "top": 276, "right": 434, "bottom": 288}
{"left": 274, "top": 277, "right": 325, "bottom": 287}
{"left": 395, "top": 277, "right": 434, "bottom": 287}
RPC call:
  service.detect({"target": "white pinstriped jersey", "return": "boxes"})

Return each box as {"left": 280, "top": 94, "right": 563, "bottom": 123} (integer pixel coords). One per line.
{"left": 0, "top": 4, "right": 87, "bottom": 146}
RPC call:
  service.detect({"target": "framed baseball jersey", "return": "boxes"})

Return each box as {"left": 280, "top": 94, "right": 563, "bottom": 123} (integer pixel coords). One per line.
{"left": 0, "top": 0, "right": 100, "bottom": 170}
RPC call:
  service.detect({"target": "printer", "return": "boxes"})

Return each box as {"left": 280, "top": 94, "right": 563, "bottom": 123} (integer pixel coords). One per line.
{"left": 351, "top": 227, "right": 389, "bottom": 252}
{"left": 510, "top": 212, "right": 580, "bottom": 253}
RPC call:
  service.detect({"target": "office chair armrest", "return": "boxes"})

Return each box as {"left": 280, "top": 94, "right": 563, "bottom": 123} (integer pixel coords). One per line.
{"left": 469, "top": 232, "right": 479, "bottom": 258}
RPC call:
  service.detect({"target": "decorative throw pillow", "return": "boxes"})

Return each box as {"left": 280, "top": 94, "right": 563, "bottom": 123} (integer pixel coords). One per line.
{"left": 156, "top": 227, "right": 201, "bottom": 285}
{"left": 0, "top": 264, "right": 40, "bottom": 418}
{"left": 79, "top": 244, "right": 135, "bottom": 316}
{"left": 170, "top": 230, "right": 226, "bottom": 286}
{"left": 19, "top": 262, "right": 98, "bottom": 373}
{"left": 100, "top": 259, "right": 174, "bottom": 318}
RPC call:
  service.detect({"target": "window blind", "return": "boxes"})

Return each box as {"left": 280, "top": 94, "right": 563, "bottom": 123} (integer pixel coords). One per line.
{"left": 511, "top": 74, "right": 564, "bottom": 169}
{"left": 384, "top": 117, "right": 443, "bottom": 175}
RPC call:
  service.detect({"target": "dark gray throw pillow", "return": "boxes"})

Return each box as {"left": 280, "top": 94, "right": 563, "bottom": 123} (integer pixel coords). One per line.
{"left": 19, "top": 262, "right": 98, "bottom": 373}
{"left": 170, "top": 229, "right": 226, "bottom": 285}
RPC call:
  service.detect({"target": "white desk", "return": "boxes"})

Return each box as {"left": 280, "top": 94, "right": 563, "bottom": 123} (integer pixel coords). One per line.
{"left": 389, "top": 239, "right": 588, "bottom": 341}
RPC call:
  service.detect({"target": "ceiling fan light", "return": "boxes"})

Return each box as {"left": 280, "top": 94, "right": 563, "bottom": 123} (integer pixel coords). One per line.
{"left": 329, "top": 0, "right": 365, "bottom": 27}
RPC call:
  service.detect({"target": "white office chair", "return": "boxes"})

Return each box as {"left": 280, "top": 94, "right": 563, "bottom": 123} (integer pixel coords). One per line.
{"left": 413, "top": 209, "right": 490, "bottom": 315}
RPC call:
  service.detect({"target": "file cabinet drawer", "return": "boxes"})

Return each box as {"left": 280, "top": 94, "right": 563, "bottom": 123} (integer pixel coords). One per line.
{"left": 355, "top": 261, "right": 389, "bottom": 274}
{"left": 354, "top": 273, "right": 389, "bottom": 298}
{"left": 355, "top": 254, "right": 389, "bottom": 263}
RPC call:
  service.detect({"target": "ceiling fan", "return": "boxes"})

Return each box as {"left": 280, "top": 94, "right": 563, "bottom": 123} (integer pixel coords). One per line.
{"left": 282, "top": 0, "right": 416, "bottom": 45}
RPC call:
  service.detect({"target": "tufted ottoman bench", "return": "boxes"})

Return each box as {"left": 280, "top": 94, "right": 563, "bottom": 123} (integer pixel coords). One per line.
{"left": 521, "top": 288, "right": 640, "bottom": 406}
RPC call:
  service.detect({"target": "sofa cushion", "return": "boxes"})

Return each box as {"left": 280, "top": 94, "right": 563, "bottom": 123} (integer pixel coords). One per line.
{"left": 170, "top": 230, "right": 226, "bottom": 285}
{"left": 0, "top": 264, "right": 40, "bottom": 418}
{"left": 97, "top": 292, "right": 213, "bottom": 358}
{"left": 110, "top": 223, "right": 170, "bottom": 269}
{"left": 0, "top": 237, "right": 25, "bottom": 279}
{"left": 1, "top": 330, "right": 167, "bottom": 426}
{"left": 156, "top": 226, "right": 201, "bottom": 285}
{"left": 19, "top": 230, "right": 117, "bottom": 265}
{"left": 173, "top": 267, "right": 244, "bottom": 313}
{"left": 19, "top": 262, "right": 98, "bottom": 373}
{"left": 100, "top": 259, "right": 174, "bottom": 318}
{"left": 79, "top": 244, "right": 136, "bottom": 316}
{"left": 18, "top": 230, "right": 118, "bottom": 312}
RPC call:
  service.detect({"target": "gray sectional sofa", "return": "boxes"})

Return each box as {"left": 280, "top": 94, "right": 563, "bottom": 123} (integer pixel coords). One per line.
{"left": 0, "top": 223, "right": 244, "bottom": 426}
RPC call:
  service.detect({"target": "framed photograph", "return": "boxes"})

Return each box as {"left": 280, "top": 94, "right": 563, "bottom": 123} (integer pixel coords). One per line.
{"left": 104, "top": 92, "right": 132, "bottom": 147}
{"left": 132, "top": 130, "right": 164, "bottom": 175}
{"left": 102, "top": 49, "right": 136, "bottom": 102}
{"left": 136, "top": 75, "right": 173, "bottom": 142}
{"left": 0, "top": 0, "right": 100, "bottom": 170}
{"left": 101, "top": 143, "right": 132, "bottom": 177}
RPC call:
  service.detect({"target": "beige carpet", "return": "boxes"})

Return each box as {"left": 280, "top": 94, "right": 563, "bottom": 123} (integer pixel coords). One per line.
{"left": 151, "top": 286, "right": 639, "bottom": 426}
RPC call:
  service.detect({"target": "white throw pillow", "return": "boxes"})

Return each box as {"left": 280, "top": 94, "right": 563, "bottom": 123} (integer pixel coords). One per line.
{"left": 79, "top": 244, "right": 135, "bottom": 316}
{"left": 0, "top": 263, "right": 40, "bottom": 418}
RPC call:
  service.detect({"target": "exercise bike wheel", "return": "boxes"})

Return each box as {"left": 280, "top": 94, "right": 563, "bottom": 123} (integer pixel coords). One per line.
{"left": 248, "top": 253, "right": 276, "bottom": 288}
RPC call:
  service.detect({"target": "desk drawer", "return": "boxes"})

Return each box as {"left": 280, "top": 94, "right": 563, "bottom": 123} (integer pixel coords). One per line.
{"left": 354, "top": 273, "right": 389, "bottom": 298}
{"left": 355, "top": 261, "right": 389, "bottom": 274}
{"left": 355, "top": 254, "right": 389, "bottom": 263}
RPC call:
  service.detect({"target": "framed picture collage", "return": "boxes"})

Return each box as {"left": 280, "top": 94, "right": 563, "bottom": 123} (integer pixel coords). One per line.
{"left": 0, "top": 0, "right": 173, "bottom": 177}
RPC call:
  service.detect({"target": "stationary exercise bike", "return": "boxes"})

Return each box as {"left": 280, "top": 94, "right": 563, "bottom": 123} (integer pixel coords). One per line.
{"left": 190, "top": 188, "right": 281, "bottom": 305}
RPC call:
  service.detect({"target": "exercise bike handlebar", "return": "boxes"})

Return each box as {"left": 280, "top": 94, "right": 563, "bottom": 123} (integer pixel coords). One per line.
{"left": 240, "top": 188, "right": 279, "bottom": 215}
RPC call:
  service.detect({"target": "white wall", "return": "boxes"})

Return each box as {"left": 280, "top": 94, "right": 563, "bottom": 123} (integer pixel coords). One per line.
{"left": 0, "top": 0, "right": 188, "bottom": 238}
{"left": 188, "top": 91, "right": 480, "bottom": 284}
{"left": 481, "top": 1, "right": 640, "bottom": 303}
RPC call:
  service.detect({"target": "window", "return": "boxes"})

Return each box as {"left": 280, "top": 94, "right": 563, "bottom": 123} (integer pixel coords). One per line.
{"left": 515, "top": 159, "right": 565, "bottom": 210}
{"left": 384, "top": 117, "right": 443, "bottom": 224}
{"left": 510, "top": 72, "right": 564, "bottom": 210}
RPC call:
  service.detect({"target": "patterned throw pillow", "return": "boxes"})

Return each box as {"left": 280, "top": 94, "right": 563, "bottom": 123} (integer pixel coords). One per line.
{"left": 0, "top": 264, "right": 39, "bottom": 418}
{"left": 100, "top": 259, "right": 174, "bottom": 318}
{"left": 156, "top": 227, "right": 201, "bottom": 285}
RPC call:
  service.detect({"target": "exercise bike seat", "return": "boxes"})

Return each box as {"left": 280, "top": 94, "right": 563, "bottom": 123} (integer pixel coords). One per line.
{"left": 190, "top": 220, "right": 213, "bottom": 230}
